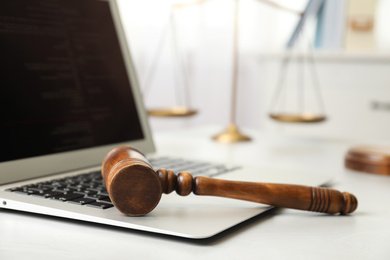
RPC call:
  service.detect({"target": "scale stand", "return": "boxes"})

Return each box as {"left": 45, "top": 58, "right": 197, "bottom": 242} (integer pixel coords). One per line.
{"left": 212, "top": 0, "right": 251, "bottom": 143}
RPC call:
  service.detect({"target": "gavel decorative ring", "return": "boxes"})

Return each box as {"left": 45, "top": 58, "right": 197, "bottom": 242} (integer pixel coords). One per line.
{"left": 102, "top": 146, "right": 358, "bottom": 216}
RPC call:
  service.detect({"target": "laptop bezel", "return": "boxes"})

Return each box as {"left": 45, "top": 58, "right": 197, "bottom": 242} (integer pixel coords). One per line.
{"left": 0, "top": 0, "right": 155, "bottom": 185}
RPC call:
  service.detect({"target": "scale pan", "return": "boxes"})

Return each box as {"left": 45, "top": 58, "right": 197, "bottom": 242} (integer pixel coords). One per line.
{"left": 148, "top": 106, "right": 197, "bottom": 117}
{"left": 269, "top": 113, "right": 326, "bottom": 123}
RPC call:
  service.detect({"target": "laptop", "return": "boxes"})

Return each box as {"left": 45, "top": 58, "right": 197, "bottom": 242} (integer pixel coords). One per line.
{"left": 0, "top": 0, "right": 330, "bottom": 239}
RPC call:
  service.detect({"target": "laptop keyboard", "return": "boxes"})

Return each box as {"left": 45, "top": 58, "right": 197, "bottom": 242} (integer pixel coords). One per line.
{"left": 6, "top": 171, "right": 113, "bottom": 209}
{"left": 6, "top": 157, "right": 237, "bottom": 210}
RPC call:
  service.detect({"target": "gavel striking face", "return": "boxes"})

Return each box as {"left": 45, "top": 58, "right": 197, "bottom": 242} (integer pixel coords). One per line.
{"left": 102, "top": 146, "right": 358, "bottom": 216}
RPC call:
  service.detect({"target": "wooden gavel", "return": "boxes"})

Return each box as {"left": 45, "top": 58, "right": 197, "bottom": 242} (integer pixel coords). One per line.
{"left": 102, "top": 146, "right": 358, "bottom": 216}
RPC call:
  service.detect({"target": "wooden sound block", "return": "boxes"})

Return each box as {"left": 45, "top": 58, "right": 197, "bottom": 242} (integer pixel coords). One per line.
{"left": 345, "top": 145, "right": 390, "bottom": 175}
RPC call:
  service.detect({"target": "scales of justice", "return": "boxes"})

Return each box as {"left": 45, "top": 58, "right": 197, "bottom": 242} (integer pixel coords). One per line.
{"left": 142, "top": 0, "right": 327, "bottom": 143}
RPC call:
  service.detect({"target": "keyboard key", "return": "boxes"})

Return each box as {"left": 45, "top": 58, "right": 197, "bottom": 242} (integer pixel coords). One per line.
{"left": 86, "top": 194, "right": 108, "bottom": 200}
{"left": 27, "top": 187, "right": 51, "bottom": 193}
{"left": 98, "top": 190, "right": 109, "bottom": 196}
{"left": 68, "top": 197, "right": 96, "bottom": 205}
{"left": 32, "top": 191, "right": 63, "bottom": 198}
{"left": 74, "top": 190, "right": 97, "bottom": 196}
{"left": 50, "top": 192, "right": 84, "bottom": 202}
{"left": 6, "top": 187, "right": 22, "bottom": 192}
{"left": 86, "top": 201, "right": 113, "bottom": 209}
{"left": 13, "top": 189, "right": 31, "bottom": 195}
{"left": 98, "top": 197, "right": 112, "bottom": 204}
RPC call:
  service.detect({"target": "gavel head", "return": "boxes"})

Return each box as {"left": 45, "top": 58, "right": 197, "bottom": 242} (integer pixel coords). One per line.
{"left": 101, "top": 146, "right": 162, "bottom": 216}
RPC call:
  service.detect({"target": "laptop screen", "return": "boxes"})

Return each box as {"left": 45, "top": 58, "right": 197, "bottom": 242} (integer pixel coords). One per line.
{"left": 0, "top": 0, "right": 144, "bottom": 163}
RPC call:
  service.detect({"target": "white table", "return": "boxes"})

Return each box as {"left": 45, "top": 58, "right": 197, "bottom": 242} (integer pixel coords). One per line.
{"left": 1, "top": 126, "right": 390, "bottom": 259}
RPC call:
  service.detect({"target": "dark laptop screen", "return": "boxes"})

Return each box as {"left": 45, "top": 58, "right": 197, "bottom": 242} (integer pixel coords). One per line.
{"left": 0, "top": 0, "right": 144, "bottom": 163}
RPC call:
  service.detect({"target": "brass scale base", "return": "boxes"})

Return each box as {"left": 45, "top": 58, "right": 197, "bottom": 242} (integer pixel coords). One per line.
{"left": 148, "top": 107, "right": 251, "bottom": 143}
{"left": 212, "top": 123, "right": 251, "bottom": 143}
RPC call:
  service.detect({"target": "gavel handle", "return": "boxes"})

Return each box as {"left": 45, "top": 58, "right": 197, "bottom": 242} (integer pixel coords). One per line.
{"left": 159, "top": 170, "right": 358, "bottom": 214}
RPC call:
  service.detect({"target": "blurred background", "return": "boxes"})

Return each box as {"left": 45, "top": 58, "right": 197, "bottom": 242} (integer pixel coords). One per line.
{"left": 116, "top": 0, "right": 390, "bottom": 140}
